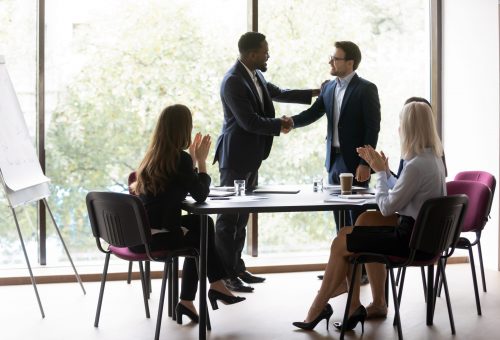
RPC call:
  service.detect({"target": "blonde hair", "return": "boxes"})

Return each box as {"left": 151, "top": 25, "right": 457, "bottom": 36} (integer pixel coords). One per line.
{"left": 400, "top": 102, "right": 443, "bottom": 160}
{"left": 132, "top": 104, "right": 192, "bottom": 195}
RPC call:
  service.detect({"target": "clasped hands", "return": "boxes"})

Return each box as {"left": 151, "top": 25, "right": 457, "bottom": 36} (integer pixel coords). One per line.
{"left": 280, "top": 115, "right": 294, "bottom": 134}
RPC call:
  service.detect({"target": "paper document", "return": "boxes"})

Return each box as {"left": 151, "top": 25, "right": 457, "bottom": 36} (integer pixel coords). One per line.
{"left": 337, "top": 194, "right": 375, "bottom": 199}
{"left": 210, "top": 186, "right": 235, "bottom": 192}
{"left": 324, "top": 196, "right": 375, "bottom": 205}
{"left": 208, "top": 190, "right": 235, "bottom": 197}
{"left": 323, "top": 184, "right": 367, "bottom": 191}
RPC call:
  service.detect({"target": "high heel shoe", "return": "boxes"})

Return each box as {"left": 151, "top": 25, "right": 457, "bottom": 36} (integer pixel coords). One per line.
{"left": 292, "top": 303, "right": 333, "bottom": 331}
{"left": 208, "top": 289, "right": 245, "bottom": 310}
{"left": 333, "top": 305, "right": 367, "bottom": 333}
{"left": 175, "top": 303, "right": 199, "bottom": 325}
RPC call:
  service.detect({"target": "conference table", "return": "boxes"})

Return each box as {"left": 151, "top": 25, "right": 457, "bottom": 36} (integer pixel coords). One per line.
{"left": 182, "top": 184, "right": 377, "bottom": 340}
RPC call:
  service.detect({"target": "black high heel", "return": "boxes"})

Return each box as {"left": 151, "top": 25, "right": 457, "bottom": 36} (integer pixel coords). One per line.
{"left": 333, "top": 305, "right": 367, "bottom": 333}
{"left": 292, "top": 303, "right": 333, "bottom": 331}
{"left": 208, "top": 289, "right": 245, "bottom": 310}
{"left": 175, "top": 303, "right": 199, "bottom": 325}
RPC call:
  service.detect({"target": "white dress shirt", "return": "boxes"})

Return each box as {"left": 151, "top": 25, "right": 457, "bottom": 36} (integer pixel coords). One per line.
{"left": 239, "top": 60, "right": 264, "bottom": 107}
{"left": 375, "top": 148, "right": 446, "bottom": 219}
{"left": 333, "top": 71, "right": 356, "bottom": 147}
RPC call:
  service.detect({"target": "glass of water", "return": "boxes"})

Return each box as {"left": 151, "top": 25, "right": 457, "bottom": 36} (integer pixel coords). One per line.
{"left": 234, "top": 179, "right": 246, "bottom": 196}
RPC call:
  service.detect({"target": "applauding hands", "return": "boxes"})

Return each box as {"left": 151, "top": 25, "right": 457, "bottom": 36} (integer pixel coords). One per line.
{"left": 356, "top": 145, "right": 388, "bottom": 174}
{"left": 189, "top": 132, "right": 212, "bottom": 173}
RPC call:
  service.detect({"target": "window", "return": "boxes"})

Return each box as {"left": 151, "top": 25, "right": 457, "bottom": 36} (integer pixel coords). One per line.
{"left": 0, "top": 0, "right": 431, "bottom": 268}
{"left": 257, "top": 0, "right": 430, "bottom": 254}
{"left": 43, "top": 0, "right": 246, "bottom": 263}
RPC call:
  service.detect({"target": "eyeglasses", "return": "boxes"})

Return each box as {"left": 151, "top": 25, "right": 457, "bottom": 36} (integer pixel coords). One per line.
{"left": 329, "top": 55, "right": 346, "bottom": 62}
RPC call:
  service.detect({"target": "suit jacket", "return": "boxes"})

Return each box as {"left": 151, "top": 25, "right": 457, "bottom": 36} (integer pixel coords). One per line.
{"left": 214, "top": 61, "right": 313, "bottom": 172}
{"left": 139, "top": 151, "right": 210, "bottom": 231}
{"left": 292, "top": 74, "right": 381, "bottom": 174}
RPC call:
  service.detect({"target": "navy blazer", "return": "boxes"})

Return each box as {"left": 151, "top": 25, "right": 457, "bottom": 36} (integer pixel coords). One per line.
{"left": 214, "top": 61, "right": 313, "bottom": 172}
{"left": 292, "top": 74, "right": 380, "bottom": 174}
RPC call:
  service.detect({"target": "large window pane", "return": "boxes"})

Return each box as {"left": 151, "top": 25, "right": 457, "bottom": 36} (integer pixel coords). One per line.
{"left": 44, "top": 0, "right": 246, "bottom": 263}
{"left": 258, "top": 0, "right": 430, "bottom": 253}
{"left": 0, "top": 0, "right": 37, "bottom": 266}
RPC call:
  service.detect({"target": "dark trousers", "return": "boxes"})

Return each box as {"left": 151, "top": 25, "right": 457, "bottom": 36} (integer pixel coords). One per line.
{"left": 215, "top": 168, "right": 258, "bottom": 277}
{"left": 329, "top": 152, "right": 369, "bottom": 231}
{"left": 141, "top": 214, "right": 227, "bottom": 301}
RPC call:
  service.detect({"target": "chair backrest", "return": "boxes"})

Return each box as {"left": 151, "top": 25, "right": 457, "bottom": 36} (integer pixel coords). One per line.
{"left": 454, "top": 170, "right": 496, "bottom": 217}
{"left": 446, "top": 180, "right": 491, "bottom": 232}
{"left": 86, "top": 191, "right": 152, "bottom": 249}
{"left": 409, "top": 195, "right": 468, "bottom": 257}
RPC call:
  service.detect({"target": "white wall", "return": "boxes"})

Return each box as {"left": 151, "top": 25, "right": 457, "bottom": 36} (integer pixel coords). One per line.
{"left": 442, "top": 0, "right": 500, "bottom": 270}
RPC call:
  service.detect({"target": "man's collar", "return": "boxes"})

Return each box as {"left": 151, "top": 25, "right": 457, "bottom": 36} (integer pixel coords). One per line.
{"left": 337, "top": 71, "right": 356, "bottom": 86}
{"left": 238, "top": 59, "right": 256, "bottom": 77}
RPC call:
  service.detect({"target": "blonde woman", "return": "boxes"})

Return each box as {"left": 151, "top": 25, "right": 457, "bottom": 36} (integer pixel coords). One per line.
{"left": 131, "top": 104, "right": 244, "bottom": 325}
{"left": 293, "top": 101, "right": 446, "bottom": 333}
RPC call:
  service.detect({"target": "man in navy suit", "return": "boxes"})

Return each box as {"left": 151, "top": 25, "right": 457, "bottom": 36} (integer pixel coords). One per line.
{"left": 214, "top": 32, "right": 319, "bottom": 292}
{"left": 291, "top": 41, "right": 381, "bottom": 231}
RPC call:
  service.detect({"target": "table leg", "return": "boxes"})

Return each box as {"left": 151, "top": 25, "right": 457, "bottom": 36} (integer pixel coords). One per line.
{"left": 199, "top": 214, "right": 208, "bottom": 340}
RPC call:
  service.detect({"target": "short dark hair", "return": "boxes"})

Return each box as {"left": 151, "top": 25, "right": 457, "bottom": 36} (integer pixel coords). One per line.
{"left": 404, "top": 97, "right": 432, "bottom": 108}
{"left": 238, "top": 32, "right": 266, "bottom": 54}
{"left": 335, "top": 41, "right": 362, "bottom": 70}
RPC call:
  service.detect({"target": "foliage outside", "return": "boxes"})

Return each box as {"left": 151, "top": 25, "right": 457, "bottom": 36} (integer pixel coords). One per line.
{"left": 0, "top": 0, "right": 427, "bottom": 265}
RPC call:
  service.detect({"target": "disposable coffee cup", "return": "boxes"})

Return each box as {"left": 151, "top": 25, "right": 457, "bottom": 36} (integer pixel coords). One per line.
{"left": 339, "top": 173, "right": 354, "bottom": 195}
{"left": 234, "top": 180, "right": 246, "bottom": 196}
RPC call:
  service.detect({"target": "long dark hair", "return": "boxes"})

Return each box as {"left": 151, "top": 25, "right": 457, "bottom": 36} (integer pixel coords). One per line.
{"left": 132, "top": 104, "right": 192, "bottom": 195}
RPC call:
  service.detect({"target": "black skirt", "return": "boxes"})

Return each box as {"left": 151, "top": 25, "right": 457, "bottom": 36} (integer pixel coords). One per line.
{"left": 346, "top": 215, "right": 434, "bottom": 261}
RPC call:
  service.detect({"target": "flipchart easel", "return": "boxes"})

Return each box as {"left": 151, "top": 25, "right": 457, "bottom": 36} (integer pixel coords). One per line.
{"left": 0, "top": 56, "right": 85, "bottom": 318}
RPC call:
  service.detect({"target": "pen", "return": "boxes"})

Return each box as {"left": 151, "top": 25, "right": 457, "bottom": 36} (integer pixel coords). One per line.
{"left": 210, "top": 197, "right": 230, "bottom": 200}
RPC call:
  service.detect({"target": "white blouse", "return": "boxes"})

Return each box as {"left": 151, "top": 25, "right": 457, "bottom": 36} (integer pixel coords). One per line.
{"left": 375, "top": 149, "right": 446, "bottom": 219}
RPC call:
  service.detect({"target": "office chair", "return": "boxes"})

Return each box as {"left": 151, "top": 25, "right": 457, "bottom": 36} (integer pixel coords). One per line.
{"left": 340, "top": 195, "right": 468, "bottom": 339}
{"left": 86, "top": 191, "right": 210, "bottom": 340}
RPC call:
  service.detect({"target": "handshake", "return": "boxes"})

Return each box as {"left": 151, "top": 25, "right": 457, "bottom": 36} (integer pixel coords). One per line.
{"left": 280, "top": 115, "right": 294, "bottom": 134}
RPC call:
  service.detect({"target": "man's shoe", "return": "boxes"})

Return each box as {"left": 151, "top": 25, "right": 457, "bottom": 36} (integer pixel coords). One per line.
{"left": 238, "top": 271, "right": 266, "bottom": 284}
{"left": 317, "top": 275, "right": 324, "bottom": 280}
{"left": 223, "top": 277, "right": 254, "bottom": 293}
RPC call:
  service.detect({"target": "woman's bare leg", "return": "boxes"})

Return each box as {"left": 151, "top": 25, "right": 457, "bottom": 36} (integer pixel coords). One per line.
{"left": 305, "top": 227, "right": 361, "bottom": 322}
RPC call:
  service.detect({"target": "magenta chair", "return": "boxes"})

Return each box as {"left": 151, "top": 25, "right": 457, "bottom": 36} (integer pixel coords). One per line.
{"left": 444, "top": 179, "right": 492, "bottom": 315}
{"left": 453, "top": 171, "right": 496, "bottom": 294}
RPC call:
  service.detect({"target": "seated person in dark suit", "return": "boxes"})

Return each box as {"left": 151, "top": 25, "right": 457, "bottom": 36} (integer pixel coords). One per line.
{"left": 130, "top": 104, "right": 244, "bottom": 325}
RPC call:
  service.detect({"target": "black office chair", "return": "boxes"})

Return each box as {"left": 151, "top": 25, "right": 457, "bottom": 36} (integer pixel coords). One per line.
{"left": 126, "top": 170, "right": 180, "bottom": 319}
{"left": 340, "top": 195, "right": 468, "bottom": 339}
{"left": 86, "top": 191, "right": 210, "bottom": 340}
